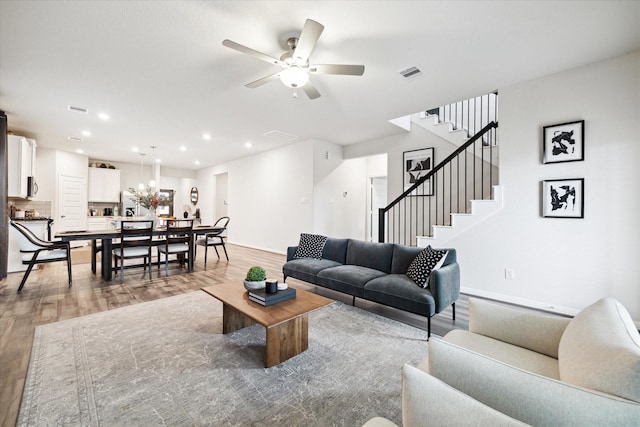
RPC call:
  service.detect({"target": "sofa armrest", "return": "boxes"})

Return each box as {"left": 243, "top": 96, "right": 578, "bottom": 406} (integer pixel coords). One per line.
{"left": 469, "top": 298, "right": 570, "bottom": 358}
{"left": 286, "top": 246, "right": 297, "bottom": 262}
{"left": 427, "top": 338, "right": 640, "bottom": 426}
{"left": 429, "top": 262, "right": 460, "bottom": 313}
{"left": 402, "top": 364, "right": 526, "bottom": 427}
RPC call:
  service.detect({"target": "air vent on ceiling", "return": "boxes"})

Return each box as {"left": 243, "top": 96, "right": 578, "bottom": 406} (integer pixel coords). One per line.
{"left": 68, "top": 105, "right": 88, "bottom": 114}
{"left": 68, "top": 136, "right": 84, "bottom": 141}
{"left": 399, "top": 66, "right": 423, "bottom": 80}
{"left": 263, "top": 130, "right": 297, "bottom": 141}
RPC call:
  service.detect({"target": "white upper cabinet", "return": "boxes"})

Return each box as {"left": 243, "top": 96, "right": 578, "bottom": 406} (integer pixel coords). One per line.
{"left": 8, "top": 135, "right": 37, "bottom": 198}
{"left": 88, "top": 167, "right": 121, "bottom": 202}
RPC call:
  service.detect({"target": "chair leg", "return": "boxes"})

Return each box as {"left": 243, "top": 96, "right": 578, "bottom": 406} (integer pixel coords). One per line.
{"left": 221, "top": 242, "right": 229, "bottom": 261}
{"left": 120, "top": 257, "right": 124, "bottom": 284}
{"left": 213, "top": 246, "right": 220, "bottom": 259}
{"left": 66, "top": 246, "right": 73, "bottom": 287}
{"left": 204, "top": 245, "right": 208, "bottom": 266}
{"left": 17, "top": 254, "right": 39, "bottom": 293}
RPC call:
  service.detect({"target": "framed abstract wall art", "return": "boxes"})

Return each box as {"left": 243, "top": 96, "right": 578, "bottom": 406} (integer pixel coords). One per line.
{"left": 542, "top": 120, "right": 584, "bottom": 164}
{"left": 403, "top": 147, "right": 434, "bottom": 195}
{"left": 542, "top": 178, "right": 584, "bottom": 218}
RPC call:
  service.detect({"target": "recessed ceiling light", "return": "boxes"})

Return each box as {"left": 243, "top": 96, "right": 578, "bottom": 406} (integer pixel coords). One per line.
{"left": 97, "top": 113, "right": 110, "bottom": 121}
{"left": 194, "top": 160, "right": 200, "bottom": 165}
{"left": 245, "top": 142, "right": 252, "bottom": 148}
{"left": 180, "top": 146, "right": 187, "bottom": 151}
{"left": 76, "top": 149, "right": 84, "bottom": 154}
{"left": 132, "top": 147, "right": 139, "bottom": 152}
{"left": 202, "top": 133, "right": 211, "bottom": 140}
{"left": 81, "top": 130, "right": 92, "bottom": 137}
{"left": 155, "top": 158, "right": 161, "bottom": 163}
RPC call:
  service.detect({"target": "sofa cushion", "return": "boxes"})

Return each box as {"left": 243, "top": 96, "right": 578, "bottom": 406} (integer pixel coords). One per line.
{"left": 317, "top": 265, "right": 386, "bottom": 297}
{"left": 294, "top": 233, "right": 327, "bottom": 259}
{"left": 282, "top": 258, "right": 342, "bottom": 284}
{"left": 345, "top": 240, "right": 394, "bottom": 273}
{"left": 402, "top": 364, "right": 527, "bottom": 427}
{"left": 321, "top": 238, "right": 349, "bottom": 264}
{"left": 390, "top": 245, "right": 422, "bottom": 274}
{"left": 364, "top": 274, "right": 436, "bottom": 316}
{"left": 443, "top": 329, "right": 560, "bottom": 379}
{"left": 406, "top": 246, "right": 448, "bottom": 288}
{"left": 558, "top": 297, "right": 640, "bottom": 403}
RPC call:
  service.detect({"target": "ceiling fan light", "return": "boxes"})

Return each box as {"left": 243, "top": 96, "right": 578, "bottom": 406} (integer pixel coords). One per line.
{"left": 279, "top": 66, "right": 309, "bottom": 88}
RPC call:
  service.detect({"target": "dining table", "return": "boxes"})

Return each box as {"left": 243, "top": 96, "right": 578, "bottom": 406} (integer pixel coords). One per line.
{"left": 55, "top": 224, "right": 225, "bottom": 282}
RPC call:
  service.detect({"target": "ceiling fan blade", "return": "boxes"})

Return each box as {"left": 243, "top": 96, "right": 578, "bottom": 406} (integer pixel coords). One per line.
{"left": 222, "top": 39, "right": 286, "bottom": 67}
{"left": 309, "top": 64, "right": 365, "bottom": 76}
{"left": 245, "top": 72, "right": 280, "bottom": 88}
{"left": 303, "top": 81, "right": 321, "bottom": 99}
{"left": 293, "top": 19, "right": 324, "bottom": 64}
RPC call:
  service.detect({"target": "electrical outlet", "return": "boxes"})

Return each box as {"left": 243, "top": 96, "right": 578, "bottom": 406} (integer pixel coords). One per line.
{"left": 505, "top": 268, "right": 515, "bottom": 280}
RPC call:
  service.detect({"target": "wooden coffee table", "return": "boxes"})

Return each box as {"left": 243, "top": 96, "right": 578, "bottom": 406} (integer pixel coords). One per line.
{"left": 201, "top": 283, "right": 334, "bottom": 367}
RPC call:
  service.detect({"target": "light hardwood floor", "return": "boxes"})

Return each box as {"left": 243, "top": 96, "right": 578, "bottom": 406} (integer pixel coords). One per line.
{"left": 0, "top": 244, "right": 467, "bottom": 427}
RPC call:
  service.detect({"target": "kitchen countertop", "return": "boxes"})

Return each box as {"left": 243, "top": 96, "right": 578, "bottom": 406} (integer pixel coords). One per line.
{"left": 10, "top": 216, "right": 52, "bottom": 221}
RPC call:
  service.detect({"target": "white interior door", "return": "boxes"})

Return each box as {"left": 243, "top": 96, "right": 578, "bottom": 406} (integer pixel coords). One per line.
{"left": 58, "top": 174, "right": 87, "bottom": 233}
{"left": 215, "top": 172, "right": 228, "bottom": 219}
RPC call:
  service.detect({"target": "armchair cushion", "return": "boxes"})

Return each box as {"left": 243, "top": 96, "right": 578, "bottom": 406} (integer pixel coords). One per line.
{"left": 558, "top": 297, "right": 640, "bottom": 402}
{"left": 469, "top": 298, "right": 571, "bottom": 359}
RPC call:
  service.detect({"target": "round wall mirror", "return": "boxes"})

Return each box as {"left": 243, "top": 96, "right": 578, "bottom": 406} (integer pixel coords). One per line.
{"left": 190, "top": 187, "right": 199, "bottom": 205}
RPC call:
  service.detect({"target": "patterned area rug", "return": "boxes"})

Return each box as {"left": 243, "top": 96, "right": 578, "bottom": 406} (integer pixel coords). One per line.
{"left": 18, "top": 290, "right": 429, "bottom": 426}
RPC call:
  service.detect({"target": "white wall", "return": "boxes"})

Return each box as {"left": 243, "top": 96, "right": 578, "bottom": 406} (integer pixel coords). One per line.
{"left": 199, "top": 141, "right": 315, "bottom": 253}
{"left": 448, "top": 50, "right": 640, "bottom": 320}
{"left": 345, "top": 50, "right": 640, "bottom": 320}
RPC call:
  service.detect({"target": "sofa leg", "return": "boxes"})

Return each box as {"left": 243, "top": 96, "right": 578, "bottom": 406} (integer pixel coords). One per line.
{"left": 427, "top": 315, "right": 431, "bottom": 340}
{"left": 352, "top": 296, "right": 356, "bottom": 306}
{"left": 452, "top": 302, "right": 456, "bottom": 321}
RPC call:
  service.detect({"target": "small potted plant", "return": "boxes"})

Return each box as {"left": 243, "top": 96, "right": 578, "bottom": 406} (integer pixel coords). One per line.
{"left": 244, "top": 266, "right": 267, "bottom": 290}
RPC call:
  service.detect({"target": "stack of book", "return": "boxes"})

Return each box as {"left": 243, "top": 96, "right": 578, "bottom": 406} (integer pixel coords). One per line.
{"left": 249, "top": 288, "right": 296, "bottom": 306}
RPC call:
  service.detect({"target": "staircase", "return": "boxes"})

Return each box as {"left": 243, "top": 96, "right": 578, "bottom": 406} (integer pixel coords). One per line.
{"left": 380, "top": 93, "right": 502, "bottom": 246}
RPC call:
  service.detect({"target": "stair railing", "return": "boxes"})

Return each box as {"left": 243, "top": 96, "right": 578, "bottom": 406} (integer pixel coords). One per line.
{"left": 379, "top": 121, "right": 499, "bottom": 245}
{"left": 425, "top": 92, "right": 498, "bottom": 146}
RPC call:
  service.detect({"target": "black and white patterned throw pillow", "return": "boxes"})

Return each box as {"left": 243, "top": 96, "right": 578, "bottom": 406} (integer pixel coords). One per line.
{"left": 406, "top": 246, "right": 449, "bottom": 288}
{"left": 294, "top": 233, "right": 328, "bottom": 259}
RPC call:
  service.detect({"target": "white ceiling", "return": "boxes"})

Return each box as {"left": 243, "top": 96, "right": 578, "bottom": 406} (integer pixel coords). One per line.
{"left": 1, "top": 1, "right": 639, "bottom": 171}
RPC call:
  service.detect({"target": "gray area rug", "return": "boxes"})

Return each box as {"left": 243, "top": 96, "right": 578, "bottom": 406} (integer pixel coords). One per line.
{"left": 19, "top": 290, "right": 429, "bottom": 426}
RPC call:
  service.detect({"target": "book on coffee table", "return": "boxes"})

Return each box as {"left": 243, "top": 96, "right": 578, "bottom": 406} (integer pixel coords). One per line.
{"left": 249, "top": 288, "right": 296, "bottom": 306}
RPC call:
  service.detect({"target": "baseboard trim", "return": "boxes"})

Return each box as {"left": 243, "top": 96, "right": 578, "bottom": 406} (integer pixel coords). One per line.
{"left": 461, "top": 287, "right": 579, "bottom": 317}
{"left": 227, "top": 241, "right": 286, "bottom": 256}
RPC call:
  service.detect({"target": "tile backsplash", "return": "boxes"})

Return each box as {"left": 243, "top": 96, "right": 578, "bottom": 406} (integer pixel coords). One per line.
{"left": 7, "top": 200, "right": 52, "bottom": 218}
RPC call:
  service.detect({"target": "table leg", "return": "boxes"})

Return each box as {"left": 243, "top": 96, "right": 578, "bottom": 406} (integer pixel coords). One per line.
{"left": 265, "top": 315, "right": 308, "bottom": 368}
{"left": 90, "top": 239, "right": 97, "bottom": 274}
{"left": 101, "top": 238, "right": 113, "bottom": 281}
{"left": 222, "top": 304, "right": 256, "bottom": 333}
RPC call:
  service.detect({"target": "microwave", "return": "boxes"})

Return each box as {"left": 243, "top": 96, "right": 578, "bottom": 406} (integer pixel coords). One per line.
{"left": 27, "top": 176, "right": 38, "bottom": 197}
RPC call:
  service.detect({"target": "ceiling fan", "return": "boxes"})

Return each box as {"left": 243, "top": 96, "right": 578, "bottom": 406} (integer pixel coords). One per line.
{"left": 222, "top": 19, "right": 365, "bottom": 99}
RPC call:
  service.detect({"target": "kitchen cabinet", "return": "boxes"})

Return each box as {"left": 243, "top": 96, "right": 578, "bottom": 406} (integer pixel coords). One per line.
{"left": 88, "top": 168, "right": 121, "bottom": 202}
{"left": 87, "top": 217, "right": 115, "bottom": 231}
{"left": 8, "top": 135, "right": 37, "bottom": 198}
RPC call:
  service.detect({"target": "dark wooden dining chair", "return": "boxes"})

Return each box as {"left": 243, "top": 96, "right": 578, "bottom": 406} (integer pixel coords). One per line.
{"left": 112, "top": 220, "right": 154, "bottom": 283}
{"left": 157, "top": 219, "right": 194, "bottom": 276}
{"left": 9, "top": 220, "right": 72, "bottom": 293}
{"left": 195, "top": 216, "right": 230, "bottom": 264}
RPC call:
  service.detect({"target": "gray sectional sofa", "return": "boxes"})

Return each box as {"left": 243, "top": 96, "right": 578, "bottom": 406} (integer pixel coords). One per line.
{"left": 282, "top": 237, "right": 460, "bottom": 337}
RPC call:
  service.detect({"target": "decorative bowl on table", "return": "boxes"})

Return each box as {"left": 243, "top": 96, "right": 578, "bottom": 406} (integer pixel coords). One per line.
{"left": 244, "top": 280, "right": 266, "bottom": 291}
